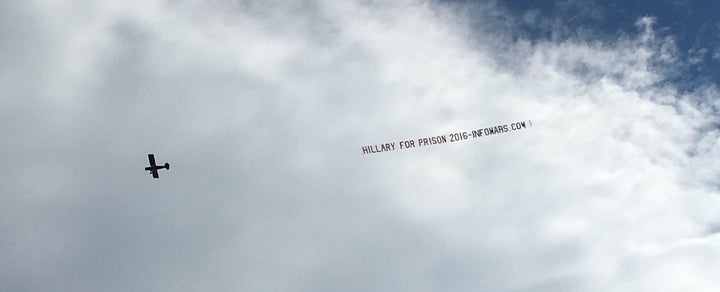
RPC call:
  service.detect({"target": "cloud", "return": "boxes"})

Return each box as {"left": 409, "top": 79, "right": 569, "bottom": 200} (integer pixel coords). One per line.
{"left": 2, "top": 0, "right": 720, "bottom": 291}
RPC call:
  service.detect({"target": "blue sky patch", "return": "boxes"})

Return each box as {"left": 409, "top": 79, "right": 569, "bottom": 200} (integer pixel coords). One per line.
{"left": 471, "top": 0, "right": 720, "bottom": 88}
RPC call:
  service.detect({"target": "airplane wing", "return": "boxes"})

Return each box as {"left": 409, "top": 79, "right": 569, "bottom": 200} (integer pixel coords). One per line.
{"left": 148, "top": 154, "right": 157, "bottom": 167}
{"left": 147, "top": 154, "right": 160, "bottom": 178}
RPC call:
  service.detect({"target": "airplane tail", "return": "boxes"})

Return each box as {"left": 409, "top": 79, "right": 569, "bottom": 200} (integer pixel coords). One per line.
{"left": 164, "top": 163, "right": 170, "bottom": 170}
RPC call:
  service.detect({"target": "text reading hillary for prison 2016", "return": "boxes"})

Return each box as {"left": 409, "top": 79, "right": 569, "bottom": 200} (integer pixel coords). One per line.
{"left": 361, "top": 120, "right": 532, "bottom": 155}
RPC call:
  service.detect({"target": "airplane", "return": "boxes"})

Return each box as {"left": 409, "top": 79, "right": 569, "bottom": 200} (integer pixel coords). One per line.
{"left": 145, "top": 154, "right": 169, "bottom": 179}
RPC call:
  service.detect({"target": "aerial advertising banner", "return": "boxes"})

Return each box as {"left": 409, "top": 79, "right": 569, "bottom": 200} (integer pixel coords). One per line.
{"left": 361, "top": 120, "right": 533, "bottom": 155}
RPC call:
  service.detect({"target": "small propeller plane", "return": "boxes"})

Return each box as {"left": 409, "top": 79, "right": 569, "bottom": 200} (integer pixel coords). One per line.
{"left": 145, "top": 154, "right": 169, "bottom": 179}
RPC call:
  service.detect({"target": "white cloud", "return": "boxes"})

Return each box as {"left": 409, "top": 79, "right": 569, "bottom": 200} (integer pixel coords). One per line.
{"left": 2, "top": 0, "right": 720, "bottom": 291}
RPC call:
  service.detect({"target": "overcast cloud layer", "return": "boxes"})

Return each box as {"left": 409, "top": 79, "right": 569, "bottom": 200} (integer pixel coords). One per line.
{"left": 3, "top": 0, "right": 720, "bottom": 291}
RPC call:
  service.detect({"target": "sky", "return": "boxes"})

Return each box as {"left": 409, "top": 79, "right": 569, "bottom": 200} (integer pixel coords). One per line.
{"left": 2, "top": 0, "right": 720, "bottom": 291}
{"left": 498, "top": 0, "right": 720, "bottom": 88}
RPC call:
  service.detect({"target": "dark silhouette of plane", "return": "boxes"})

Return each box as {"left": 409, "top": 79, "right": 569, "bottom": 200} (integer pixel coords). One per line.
{"left": 145, "top": 154, "right": 169, "bottom": 179}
